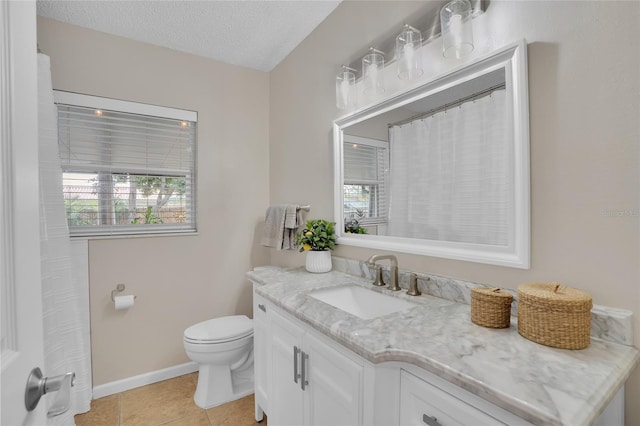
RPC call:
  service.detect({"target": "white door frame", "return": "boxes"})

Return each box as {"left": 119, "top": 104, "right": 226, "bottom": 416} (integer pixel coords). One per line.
{"left": 0, "top": 0, "right": 46, "bottom": 424}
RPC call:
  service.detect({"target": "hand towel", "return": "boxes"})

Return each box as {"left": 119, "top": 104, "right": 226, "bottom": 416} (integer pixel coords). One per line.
{"left": 284, "top": 205, "right": 298, "bottom": 229}
{"left": 262, "top": 204, "right": 304, "bottom": 250}
{"left": 284, "top": 205, "right": 303, "bottom": 250}
{"left": 261, "top": 205, "right": 288, "bottom": 249}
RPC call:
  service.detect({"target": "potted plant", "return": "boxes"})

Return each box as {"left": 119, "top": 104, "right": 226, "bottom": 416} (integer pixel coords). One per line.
{"left": 297, "top": 219, "right": 336, "bottom": 273}
{"left": 345, "top": 218, "right": 367, "bottom": 234}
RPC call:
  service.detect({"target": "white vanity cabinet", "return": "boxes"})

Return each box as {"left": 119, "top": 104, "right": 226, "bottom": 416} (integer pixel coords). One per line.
{"left": 269, "top": 307, "right": 364, "bottom": 425}
{"left": 253, "top": 289, "right": 270, "bottom": 422}
{"left": 249, "top": 267, "right": 635, "bottom": 426}
{"left": 252, "top": 283, "right": 626, "bottom": 426}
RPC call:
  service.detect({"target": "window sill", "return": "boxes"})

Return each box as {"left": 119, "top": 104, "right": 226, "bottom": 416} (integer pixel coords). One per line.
{"left": 71, "top": 230, "right": 199, "bottom": 241}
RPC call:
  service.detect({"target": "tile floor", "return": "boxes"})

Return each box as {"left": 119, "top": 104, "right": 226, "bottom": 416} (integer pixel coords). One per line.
{"left": 75, "top": 373, "right": 265, "bottom": 426}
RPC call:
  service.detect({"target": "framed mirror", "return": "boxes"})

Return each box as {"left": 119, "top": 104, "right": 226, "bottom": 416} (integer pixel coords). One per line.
{"left": 333, "top": 40, "right": 530, "bottom": 268}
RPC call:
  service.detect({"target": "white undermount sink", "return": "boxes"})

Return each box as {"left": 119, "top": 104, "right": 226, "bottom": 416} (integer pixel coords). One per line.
{"left": 309, "top": 285, "right": 417, "bottom": 319}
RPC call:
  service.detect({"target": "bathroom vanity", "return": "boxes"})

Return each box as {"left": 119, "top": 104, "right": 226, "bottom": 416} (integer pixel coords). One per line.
{"left": 248, "top": 265, "right": 639, "bottom": 426}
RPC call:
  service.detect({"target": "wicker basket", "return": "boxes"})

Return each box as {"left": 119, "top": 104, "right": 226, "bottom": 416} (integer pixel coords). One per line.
{"left": 517, "top": 283, "right": 592, "bottom": 350}
{"left": 471, "top": 287, "right": 513, "bottom": 328}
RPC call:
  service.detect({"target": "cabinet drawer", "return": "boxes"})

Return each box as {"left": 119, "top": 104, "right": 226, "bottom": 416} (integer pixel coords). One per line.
{"left": 400, "top": 370, "right": 506, "bottom": 426}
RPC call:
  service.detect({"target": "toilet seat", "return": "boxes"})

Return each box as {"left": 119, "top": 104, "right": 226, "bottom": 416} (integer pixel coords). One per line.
{"left": 184, "top": 315, "right": 253, "bottom": 344}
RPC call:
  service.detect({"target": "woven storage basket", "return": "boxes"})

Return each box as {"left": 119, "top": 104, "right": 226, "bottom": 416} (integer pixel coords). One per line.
{"left": 517, "top": 283, "right": 592, "bottom": 350}
{"left": 471, "top": 287, "right": 513, "bottom": 328}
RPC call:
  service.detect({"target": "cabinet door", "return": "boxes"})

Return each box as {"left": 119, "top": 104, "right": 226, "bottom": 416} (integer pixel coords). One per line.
{"left": 304, "top": 332, "right": 363, "bottom": 426}
{"left": 253, "top": 290, "right": 269, "bottom": 421}
{"left": 270, "top": 310, "right": 305, "bottom": 425}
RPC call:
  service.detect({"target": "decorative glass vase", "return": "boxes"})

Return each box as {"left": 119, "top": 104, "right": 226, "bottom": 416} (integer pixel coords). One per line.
{"left": 305, "top": 250, "right": 332, "bottom": 273}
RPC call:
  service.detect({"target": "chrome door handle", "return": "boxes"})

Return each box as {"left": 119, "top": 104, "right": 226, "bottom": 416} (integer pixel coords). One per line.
{"left": 300, "top": 350, "right": 309, "bottom": 391}
{"left": 25, "top": 367, "right": 76, "bottom": 417}
{"left": 293, "top": 346, "right": 301, "bottom": 383}
{"left": 422, "top": 414, "right": 442, "bottom": 426}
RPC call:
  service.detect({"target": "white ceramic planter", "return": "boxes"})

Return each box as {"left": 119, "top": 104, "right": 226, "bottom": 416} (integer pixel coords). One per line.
{"left": 305, "top": 250, "right": 332, "bottom": 273}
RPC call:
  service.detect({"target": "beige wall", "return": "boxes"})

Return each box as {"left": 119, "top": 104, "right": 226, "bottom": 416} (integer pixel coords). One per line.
{"left": 270, "top": 1, "right": 640, "bottom": 423}
{"left": 37, "top": 17, "right": 271, "bottom": 386}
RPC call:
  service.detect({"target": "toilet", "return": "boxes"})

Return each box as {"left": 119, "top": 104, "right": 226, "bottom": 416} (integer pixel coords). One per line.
{"left": 183, "top": 315, "right": 254, "bottom": 409}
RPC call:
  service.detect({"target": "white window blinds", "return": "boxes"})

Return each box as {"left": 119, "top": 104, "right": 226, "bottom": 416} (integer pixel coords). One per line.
{"left": 343, "top": 135, "right": 388, "bottom": 226}
{"left": 55, "top": 92, "right": 197, "bottom": 236}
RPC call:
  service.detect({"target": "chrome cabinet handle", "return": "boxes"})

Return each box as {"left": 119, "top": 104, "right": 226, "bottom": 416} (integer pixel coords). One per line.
{"left": 301, "top": 351, "right": 309, "bottom": 391}
{"left": 258, "top": 303, "right": 266, "bottom": 313}
{"left": 293, "top": 346, "right": 301, "bottom": 384}
{"left": 422, "top": 414, "right": 442, "bottom": 426}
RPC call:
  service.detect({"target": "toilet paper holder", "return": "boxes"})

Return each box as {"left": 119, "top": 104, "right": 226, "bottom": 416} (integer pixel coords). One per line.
{"left": 111, "top": 283, "right": 137, "bottom": 302}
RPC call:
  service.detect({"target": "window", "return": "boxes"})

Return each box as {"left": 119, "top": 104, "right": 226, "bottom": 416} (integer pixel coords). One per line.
{"left": 54, "top": 91, "right": 197, "bottom": 236}
{"left": 342, "top": 135, "right": 388, "bottom": 228}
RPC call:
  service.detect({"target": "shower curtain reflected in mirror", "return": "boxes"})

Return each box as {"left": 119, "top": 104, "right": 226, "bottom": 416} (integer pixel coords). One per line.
{"left": 38, "top": 53, "right": 92, "bottom": 424}
{"left": 388, "top": 89, "right": 512, "bottom": 246}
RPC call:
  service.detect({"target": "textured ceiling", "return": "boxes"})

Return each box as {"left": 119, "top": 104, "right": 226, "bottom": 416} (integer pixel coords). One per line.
{"left": 36, "top": 0, "right": 341, "bottom": 72}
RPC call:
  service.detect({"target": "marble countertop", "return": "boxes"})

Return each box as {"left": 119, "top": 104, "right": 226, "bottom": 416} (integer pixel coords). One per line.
{"left": 247, "top": 267, "right": 639, "bottom": 426}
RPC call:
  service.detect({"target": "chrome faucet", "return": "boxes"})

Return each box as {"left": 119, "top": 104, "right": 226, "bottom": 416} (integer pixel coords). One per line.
{"left": 367, "top": 254, "right": 400, "bottom": 291}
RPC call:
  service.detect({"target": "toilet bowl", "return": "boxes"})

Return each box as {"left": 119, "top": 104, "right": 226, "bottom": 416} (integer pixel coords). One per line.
{"left": 183, "top": 315, "right": 254, "bottom": 409}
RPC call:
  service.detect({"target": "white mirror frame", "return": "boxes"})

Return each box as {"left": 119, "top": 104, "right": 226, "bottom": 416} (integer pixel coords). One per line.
{"left": 333, "top": 40, "right": 530, "bottom": 269}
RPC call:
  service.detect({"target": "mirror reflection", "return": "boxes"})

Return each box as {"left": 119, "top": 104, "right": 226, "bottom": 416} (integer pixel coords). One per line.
{"left": 343, "top": 68, "right": 508, "bottom": 246}
{"left": 334, "top": 42, "right": 530, "bottom": 268}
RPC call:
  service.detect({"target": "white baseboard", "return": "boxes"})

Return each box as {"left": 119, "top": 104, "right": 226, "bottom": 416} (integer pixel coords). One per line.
{"left": 92, "top": 362, "right": 199, "bottom": 399}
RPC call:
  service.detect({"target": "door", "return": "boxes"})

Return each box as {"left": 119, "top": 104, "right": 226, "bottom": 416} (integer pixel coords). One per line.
{"left": 304, "top": 332, "right": 363, "bottom": 426}
{"left": 270, "top": 310, "right": 305, "bottom": 425}
{"left": 0, "top": 1, "right": 46, "bottom": 425}
{"left": 269, "top": 307, "right": 364, "bottom": 426}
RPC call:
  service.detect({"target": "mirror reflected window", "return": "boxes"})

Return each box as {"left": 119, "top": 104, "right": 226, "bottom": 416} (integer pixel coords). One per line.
{"left": 343, "top": 135, "right": 389, "bottom": 235}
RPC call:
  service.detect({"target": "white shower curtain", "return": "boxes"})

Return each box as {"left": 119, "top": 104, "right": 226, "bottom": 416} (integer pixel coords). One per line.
{"left": 387, "top": 90, "right": 512, "bottom": 246}
{"left": 38, "top": 53, "right": 92, "bottom": 424}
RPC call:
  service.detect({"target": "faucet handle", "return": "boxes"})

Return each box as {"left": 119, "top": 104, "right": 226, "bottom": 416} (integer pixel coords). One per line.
{"left": 407, "top": 273, "right": 425, "bottom": 296}
{"left": 372, "top": 265, "right": 386, "bottom": 287}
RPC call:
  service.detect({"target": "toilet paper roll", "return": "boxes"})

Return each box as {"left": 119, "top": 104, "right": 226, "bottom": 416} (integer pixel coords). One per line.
{"left": 114, "top": 294, "right": 135, "bottom": 311}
